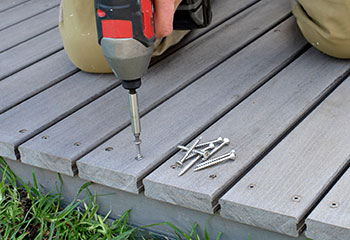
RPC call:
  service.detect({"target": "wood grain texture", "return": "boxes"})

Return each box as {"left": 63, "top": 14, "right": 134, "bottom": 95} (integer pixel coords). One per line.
{"left": 75, "top": 1, "right": 302, "bottom": 194}
{"left": 144, "top": 29, "right": 350, "bottom": 214}
{"left": 0, "top": 28, "right": 62, "bottom": 80}
{"left": 18, "top": 0, "right": 291, "bottom": 187}
{"left": 0, "top": 72, "right": 117, "bottom": 162}
{"left": 0, "top": 50, "right": 77, "bottom": 114}
{"left": 0, "top": 0, "right": 29, "bottom": 12}
{"left": 305, "top": 163, "right": 350, "bottom": 240}
{"left": 219, "top": 75, "right": 350, "bottom": 237}
{"left": 0, "top": 0, "right": 60, "bottom": 31}
{"left": 0, "top": 6, "right": 58, "bottom": 53}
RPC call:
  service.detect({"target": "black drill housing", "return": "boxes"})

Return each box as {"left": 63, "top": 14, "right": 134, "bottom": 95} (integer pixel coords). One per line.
{"left": 174, "top": 0, "right": 212, "bottom": 30}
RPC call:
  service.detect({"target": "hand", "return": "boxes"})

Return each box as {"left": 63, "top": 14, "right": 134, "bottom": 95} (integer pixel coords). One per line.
{"left": 154, "top": 0, "right": 182, "bottom": 38}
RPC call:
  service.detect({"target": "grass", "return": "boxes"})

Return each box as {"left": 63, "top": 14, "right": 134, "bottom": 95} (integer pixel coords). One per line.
{"left": 0, "top": 157, "right": 222, "bottom": 240}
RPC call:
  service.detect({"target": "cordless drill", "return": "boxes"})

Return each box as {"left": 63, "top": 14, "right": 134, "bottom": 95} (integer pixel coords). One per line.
{"left": 95, "top": 0, "right": 212, "bottom": 160}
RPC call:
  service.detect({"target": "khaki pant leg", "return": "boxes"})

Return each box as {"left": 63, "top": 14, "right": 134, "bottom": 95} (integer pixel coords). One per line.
{"left": 59, "top": 0, "right": 189, "bottom": 73}
{"left": 292, "top": 0, "right": 350, "bottom": 59}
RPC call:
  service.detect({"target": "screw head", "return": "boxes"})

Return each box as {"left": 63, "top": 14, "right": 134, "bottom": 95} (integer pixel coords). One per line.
{"left": 19, "top": 129, "right": 27, "bottom": 133}
{"left": 292, "top": 195, "right": 301, "bottom": 202}
{"left": 41, "top": 135, "right": 49, "bottom": 140}
{"left": 74, "top": 142, "right": 81, "bottom": 147}
{"left": 209, "top": 174, "right": 217, "bottom": 179}
{"left": 248, "top": 184, "right": 256, "bottom": 190}
{"left": 105, "top": 147, "right": 113, "bottom": 152}
{"left": 330, "top": 202, "right": 339, "bottom": 208}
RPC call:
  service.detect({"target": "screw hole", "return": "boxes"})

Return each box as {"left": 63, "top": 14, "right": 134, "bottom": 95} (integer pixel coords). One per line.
{"left": 41, "top": 135, "right": 49, "bottom": 140}
{"left": 74, "top": 142, "right": 81, "bottom": 147}
{"left": 19, "top": 129, "right": 27, "bottom": 133}
{"left": 330, "top": 202, "right": 339, "bottom": 208}
{"left": 105, "top": 147, "right": 113, "bottom": 152}
{"left": 274, "top": 29, "right": 281, "bottom": 32}
{"left": 209, "top": 174, "right": 217, "bottom": 180}
{"left": 248, "top": 184, "right": 256, "bottom": 190}
{"left": 292, "top": 195, "right": 301, "bottom": 202}
{"left": 170, "top": 165, "right": 177, "bottom": 169}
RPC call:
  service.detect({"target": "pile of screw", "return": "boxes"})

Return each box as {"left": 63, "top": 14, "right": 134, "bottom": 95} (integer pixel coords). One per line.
{"left": 176, "top": 136, "right": 236, "bottom": 177}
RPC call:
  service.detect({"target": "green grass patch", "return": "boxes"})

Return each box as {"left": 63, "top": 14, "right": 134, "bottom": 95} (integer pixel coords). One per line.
{"left": 0, "top": 157, "right": 222, "bottom": 240}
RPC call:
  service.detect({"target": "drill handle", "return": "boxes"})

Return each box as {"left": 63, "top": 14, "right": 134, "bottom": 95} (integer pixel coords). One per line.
{"left": 95, "top": 0, "right": 156, "bottom": 47}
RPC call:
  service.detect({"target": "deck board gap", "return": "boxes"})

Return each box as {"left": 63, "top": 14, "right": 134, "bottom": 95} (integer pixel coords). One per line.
{"left": 0, "top": 68, "right": 80, "bottom": 115}
{"left": 0, "top": 25, "right": 58, "bottom": 54}
{"left": 0, "top": 3, "right": 60, "bottom": 32}
{"left": 0, "top": 46, "right": 63, "bottom": 81}
{"left": 11, "top": 81, "right": 121, "bottom": 160}
{"left": 0, "top": 0, "right": 30, "bottom": 13}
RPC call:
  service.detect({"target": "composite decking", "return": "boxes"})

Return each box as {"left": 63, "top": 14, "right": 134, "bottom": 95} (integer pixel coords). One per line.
{"left": 1, "top": 0, "right": 350, "bottom": 239}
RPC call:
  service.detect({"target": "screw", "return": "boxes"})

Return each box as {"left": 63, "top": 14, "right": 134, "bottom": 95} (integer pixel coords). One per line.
{"left": 176, "top": 137, "right": 202, "bottom": 166}
{"left": 248, "top": 184, "right": 256, "bottom": 190}
{"left": 178, "top": 144, "right": 215, "bottom": 177}
{"left": 196, "top": 149, "right": 235, "bottom": 168}
{"left": 19, "top": 129, "right": 27, "bottom": 133}
{"left": 178, "top": 143, "right": 215, "bottom": 160}
{"left": 194, "top": 150, "right": 236, "bottom": 172}
{"left": 330, "top": 202, "right": 339, "bottom": 208}
{"left": 105, "top": 147, "right": 114, "bottom": 152}
{"left": 195, "top": 137, "right": 223, "bottom": 149}
{"left": 207, "top": 138, "right": 230, "bottom": 159}
{"left": 292, "top": 195, "right": 301, "bottom": 202}
{"left": 209, "top": 174, "right": 217, "bottom": 179}
{"left": 74, "top": 142, "right": 81, "bottom": 147}
{"left": 41, "top": 135, "right": 49, "bottom": 140}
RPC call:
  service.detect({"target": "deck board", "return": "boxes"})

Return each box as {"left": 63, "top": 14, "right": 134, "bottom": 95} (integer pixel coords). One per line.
{"left": 0, "top": 72, "right": 117, "bottom": 161}
{"left": 0, "top": 0, "right": 29, "bottom": 13}
{"left": 0, "top": 0, "right": 60, "bottom": 31}
{"left": 306, "top": 167, "right": 350, "bottom": 240}
{"left": 1, "top": 0, "right": 350, "bottom": 239}
{"left": 75, "top": 1, "right": 302, "bottom": 194}
{"left": 18, "top": 0, "right": 292, "bottom": 183}
{"left": 219, "top": 75, "right": 350, "bottom": 237}
{"left": 0, "top": 6, "right": 58, "bottom": 53}
{"left": 0, "top": 28, "right": 62, "bottom": 80}
{"left": 0, "top": 50, "right": 77, "bottom": 114}
{"left": 144, "top": 35, "right": 350, "bottom": 215}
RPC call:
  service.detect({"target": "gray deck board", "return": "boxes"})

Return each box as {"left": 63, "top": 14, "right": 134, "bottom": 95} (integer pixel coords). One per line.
{"left": 0, "top": 0, "right": 60, "bottom": 31}
{"left": 75, "top": 1, "right": 301, "bottom": 194}
{"left": 0, "top": 6, "right": 58, "bottom": 53}
{"left": 0, "top": 0, "right": 29, "bottom": 12}
{"left": 306, "top": 167, "right": 350, "bottom": 240}
{"left": 143, "top": 30, "right": 350, "bottom": 214}
{"left": 18, "top": 0, "right": 292, "bottom": 181}
{"left": 219, "top": 75, "right": 350, "bottom": 237}
{"left": 0, "top": 28, "right": 62, "bottom": 80}
{"left": 0, "top": 50, "right": 77, "bottom": 114}
{"left": 0, "top": 72, "right": 118, "bottom": 162}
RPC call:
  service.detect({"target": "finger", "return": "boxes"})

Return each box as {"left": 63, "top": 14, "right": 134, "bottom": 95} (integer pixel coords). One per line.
{"left": 154, "top": 0, "right": 176, "bottom": 38}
